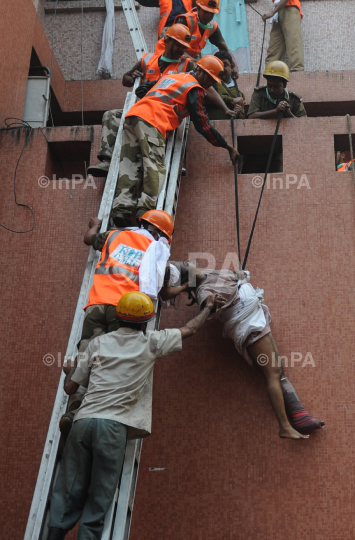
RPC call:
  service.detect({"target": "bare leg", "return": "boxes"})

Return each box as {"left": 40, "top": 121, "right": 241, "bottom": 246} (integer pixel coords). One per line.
{"left": 247, "top": 334, "right": 309, "bottom": 440}
{"left": 269, "top": 332, "right": 325, "bottom": 433}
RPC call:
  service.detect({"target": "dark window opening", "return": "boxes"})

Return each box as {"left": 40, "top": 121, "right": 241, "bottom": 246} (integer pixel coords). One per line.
{"left": 334, "top": 134, "right": 355, "bottom": 172}
{"left": 237, "top": 135, "right": 283, "bottom": 174}
{"left": 304, "top": 101, "right": 355, "bottom": 118}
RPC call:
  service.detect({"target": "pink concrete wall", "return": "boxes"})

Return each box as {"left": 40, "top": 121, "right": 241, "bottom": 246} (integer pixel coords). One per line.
{"left": 129, "top": 117, "right": 355, "bottom": 540}
{"left": 1, "top": 117, "right": 355, "bottom": 539}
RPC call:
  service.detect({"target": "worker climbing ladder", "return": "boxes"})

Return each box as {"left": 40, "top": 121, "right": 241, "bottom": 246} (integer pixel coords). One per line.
{"left": 24, "top": 1, "right": 190, "bottom": 538}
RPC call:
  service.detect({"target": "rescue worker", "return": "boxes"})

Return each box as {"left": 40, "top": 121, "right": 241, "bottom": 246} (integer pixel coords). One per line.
{"left": 59, "top": 210, "right": 185, "bottom": 440}
{"left": 168, "top": 261, "right": 325, "bottom": 439}
{"left": 204, "top": 50, "right": 246, "bottom": 120}
{"left": 246, "top": 61, "right": 306, "bottom": 173}
{"left": 48, "top": 291, "right": 224, "bottom": 540}
{"left": 110, "top": 55, "right": 239, "bottom": 228}
{"left": 336, "top": 151, "right": 355, "bottom": 172}
{"left": 87, "top": 24, "right": 194, "bottom": 178}
{"left": 262, "top": 0, "right": 304, "bottom": 72}
{"left": 174, "top": 0, "right": 236, "bottom": 66}
{"left": 158, "top": 0, "right": 193, "bottom": 39}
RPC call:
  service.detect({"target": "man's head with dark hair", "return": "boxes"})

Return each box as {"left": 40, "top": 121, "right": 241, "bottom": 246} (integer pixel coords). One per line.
{"left": 214, "top": 50, "right": 238, "bottom": 83}
{"left": 214, "top": 50, "right": 233, "bottom": 65}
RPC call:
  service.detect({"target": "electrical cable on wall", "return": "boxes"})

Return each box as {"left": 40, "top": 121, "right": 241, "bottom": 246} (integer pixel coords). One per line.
{"left": 1, "top": 119, "right": 36, "bottom": 233}
{"left": 1, "top": 118, "right": 66, "bottom": 234}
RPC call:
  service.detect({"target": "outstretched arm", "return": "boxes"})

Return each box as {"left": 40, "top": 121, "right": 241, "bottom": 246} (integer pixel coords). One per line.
{"left": 180, "top": 294, "right": 226, "bottom": 340}
{"left": 205, "top": 86, "right": 236, "bottom": 118}
{"left": 187, "top": 88, "right": 239, "bottom": 164}
{"left": 84, "top": 217, "right": 102, "bottom": 246}
{"left": 160, "top": 282, "right": 190, "bottom": 302}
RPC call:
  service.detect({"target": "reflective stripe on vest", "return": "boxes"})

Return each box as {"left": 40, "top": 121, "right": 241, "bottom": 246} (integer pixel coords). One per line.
{"left": 85, "top": 230, "right": 152, "bottom": 309}
{"left": 141, "top": 47, "right": 191, "bottom": 83}
{"left": 177, "top": 8, "right": 217, "bottom": 56}
{"left": 338, "top": 160, "right": 355, "bottom": 172}
{"left": 126, "top": 73, "right": 202, "bottom": 138}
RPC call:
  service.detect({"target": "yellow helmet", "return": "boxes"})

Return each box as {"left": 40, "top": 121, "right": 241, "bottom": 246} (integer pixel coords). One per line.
{"left": 263, "top": 60, "right": 290, "bottom": 82}
{"left": 115, "top": 292, "right": 155, "bottom": 322}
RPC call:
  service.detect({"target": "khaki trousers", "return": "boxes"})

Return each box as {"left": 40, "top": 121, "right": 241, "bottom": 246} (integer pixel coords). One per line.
{"left": 265, "top": 6, "right": 304, "bottom": 71}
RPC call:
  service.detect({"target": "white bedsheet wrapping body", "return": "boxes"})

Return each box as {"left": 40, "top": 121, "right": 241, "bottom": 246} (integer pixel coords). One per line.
{"left": 218, "top": 282, "right": 271, "bottom": 365}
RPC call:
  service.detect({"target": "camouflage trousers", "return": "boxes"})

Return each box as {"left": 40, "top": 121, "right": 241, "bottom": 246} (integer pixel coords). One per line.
{"left": 98, "top": 109, "right": 123, "bottom": 160}
{"left": 111, "top": 116, "right": 166, "bottom": 220}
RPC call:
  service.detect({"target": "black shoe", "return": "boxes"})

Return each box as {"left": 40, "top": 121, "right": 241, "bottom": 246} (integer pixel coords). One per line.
{"left": 87, "top": 160, "right": 110, "bottom": 177}
{"left": 47, "top": 527, "right": 67, "bottom": 540}
{"left": 112, "top": 215, "right": 132, "bottom": 228}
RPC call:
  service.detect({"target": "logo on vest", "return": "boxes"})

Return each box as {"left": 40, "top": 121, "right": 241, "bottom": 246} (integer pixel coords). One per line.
{"left": 147, "top": 69, "right": 155, "bottom": 74}
{"left": 110, "top": 243, "right": 144, "bottom": 268}
{"left": 168, "top": 70, "right": 178, "bottom": 74}
{"left": 155, "top": 77, "right": 176, "bottom": 90}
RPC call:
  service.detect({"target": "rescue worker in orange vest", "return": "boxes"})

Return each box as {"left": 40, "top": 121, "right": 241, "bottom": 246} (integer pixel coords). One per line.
{"left": 59, "top": 210, "right": 190, "bottom": 440}
{"left": 87, "top": 24, "right": 194, "bottom": 178}
{"left": 336, "top": 150, "right": 355, "bottom": 172}
{"left": 174, "top": 0, "right": 236, "bottom": 70}
{"left": 262, "top": 0, "right": 304, "bottom": 72}
{"left": 111, "top": 55, "right": 239, "bottom": 228}
{"left": 158, "top": 0, "right": 194, "bottom": 39}
{"left": 123, "top": 23, "right": 195, "bottom": 87}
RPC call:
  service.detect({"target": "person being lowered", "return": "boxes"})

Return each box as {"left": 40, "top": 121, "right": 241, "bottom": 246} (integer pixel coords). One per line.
{"left": 164, "top": 261, "right": 325, "bottom": 439}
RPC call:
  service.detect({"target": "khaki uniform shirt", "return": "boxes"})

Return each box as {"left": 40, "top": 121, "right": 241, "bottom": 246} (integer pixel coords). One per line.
{"left": 72, "top": 327, "right": 182, "bottom": 439}
{"left": 205, "top": 82, "right": 246, "bottom": 120}
{"left": 247, "top": 86, "right": 307, "bottom": 117}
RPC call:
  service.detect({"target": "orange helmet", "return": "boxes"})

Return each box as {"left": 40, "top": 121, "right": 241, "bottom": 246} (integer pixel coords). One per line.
{"left": 140, "top": 210, "right": 174, "bottom": 244}
{"left": 165, "top": 24, "right": 192, "bottom": 48}
{"left": 196, "top": 0, "right": 220, "bottom": 13}
{"left": 196, "top": 55, "right": 224, "bottom": 84}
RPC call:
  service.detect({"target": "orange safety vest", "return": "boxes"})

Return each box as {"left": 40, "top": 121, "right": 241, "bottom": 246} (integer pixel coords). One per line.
{"left": 174, "top": 8, "right": 218, "bottom": 57}
{"left": 273, "top": 0, "right": 303, "bottom": 18}
{"left": 141, "top": 42, "right": 192, "bottom": 83}
{"left": 338, "top": 160, "right": 355, "bottom": 172}
{"left": 158, "top": 0, "right": 193, "bottom": 37}
{"left": 86, "top": 230, "right": 153, "bottom": 308}
{"left": 126, "top": 72, "right": 202, "bottom": 139}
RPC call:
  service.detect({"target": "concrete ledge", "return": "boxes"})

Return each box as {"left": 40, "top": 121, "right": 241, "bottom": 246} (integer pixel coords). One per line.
{"left": 44, "top": 0, "right": 140, "bottom": 13}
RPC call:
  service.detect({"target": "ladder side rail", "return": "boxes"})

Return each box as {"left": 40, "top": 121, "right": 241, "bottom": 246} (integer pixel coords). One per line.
{"left": 156, "top": 131, "right": 176, "bottom": 210}
{"left": 164, "top": 119, "right": 189, "bottom": 217}
{"left": 121, "top": 0, "right": 147, "bottom": 58}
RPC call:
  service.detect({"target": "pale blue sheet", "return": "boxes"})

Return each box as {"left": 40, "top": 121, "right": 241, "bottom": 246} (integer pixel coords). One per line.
{"left": 202, "top": 0, "right": 251, "bottom": 73}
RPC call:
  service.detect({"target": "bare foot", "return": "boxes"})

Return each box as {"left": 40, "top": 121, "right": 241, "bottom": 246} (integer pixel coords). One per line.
{"left": 279, "top": 426, "right": 309, "bottom": 439}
